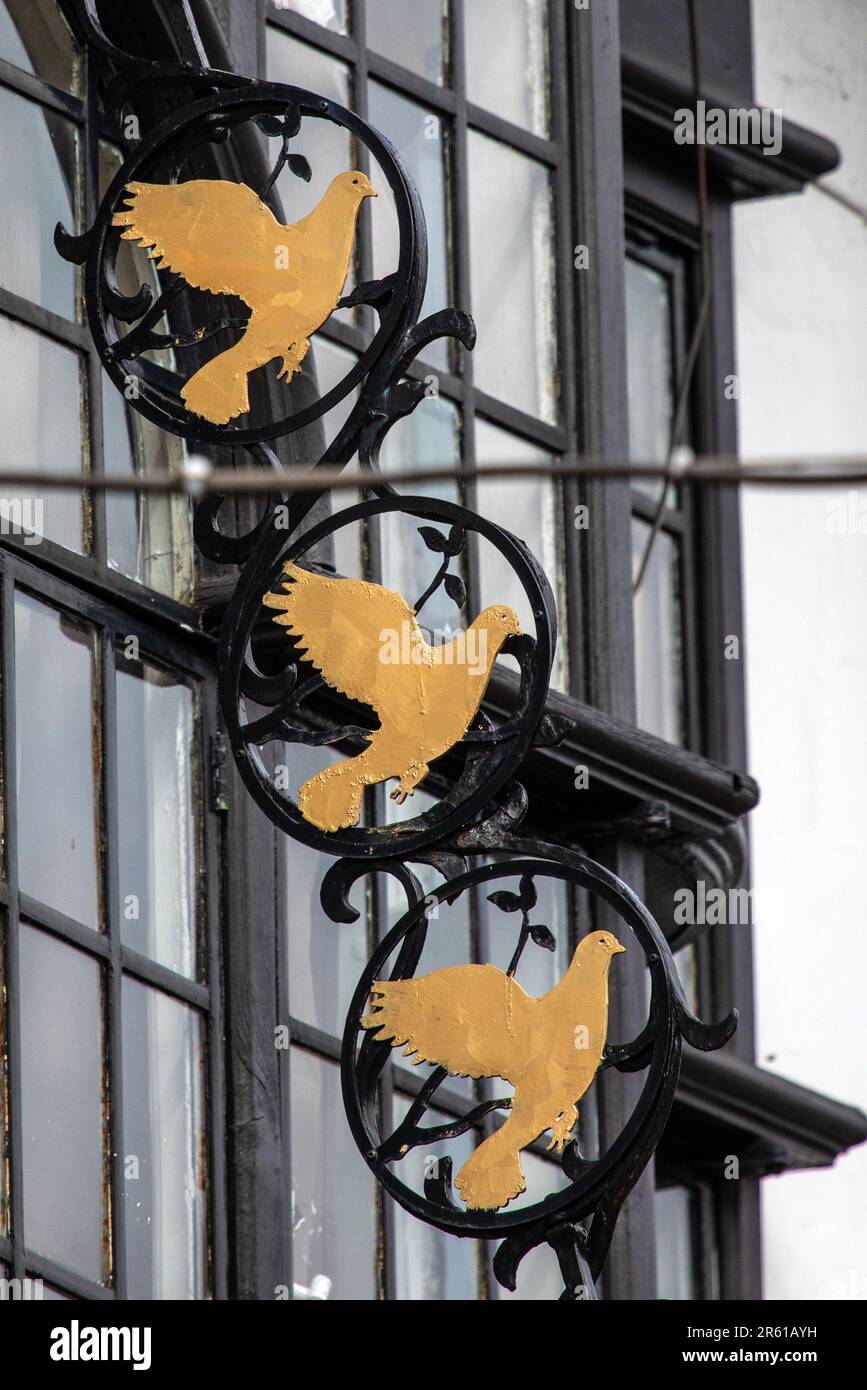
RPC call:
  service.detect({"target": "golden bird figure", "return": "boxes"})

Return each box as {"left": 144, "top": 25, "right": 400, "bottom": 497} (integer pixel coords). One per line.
{"left": 362, "top": 931, "right": 626, "bottom": 1210}
{"left": 262, "top": 562, "right": 522, "bottom": 832}
{"left": 112, "top": 171, "right": 377, "bottom": 425}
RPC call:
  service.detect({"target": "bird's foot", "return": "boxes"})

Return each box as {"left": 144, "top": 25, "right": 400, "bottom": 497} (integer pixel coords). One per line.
{"left": 276, "top": 340, "right": 309, "bottom": 383}
{"left": 546, "top": 1105, "right": 578, "bottom": 1155}
{"left": 388, "top": 763, "right": 429, "bottom": 806}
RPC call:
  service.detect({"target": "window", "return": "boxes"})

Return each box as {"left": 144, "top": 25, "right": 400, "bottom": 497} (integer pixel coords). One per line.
{"left": 267, "top": 0, "right": 570, "bottom": 692}
{"left": 626, "top": 234, "right": 702, "bottom": 751}
{"left": 0, "top": 0, "right": 193, "bottom": 601}
{"left": 0, "top": 0, "right": 224, "bottom": 1300}
{"left": 0, "top": 553, "right": 224, "bottom": 1298}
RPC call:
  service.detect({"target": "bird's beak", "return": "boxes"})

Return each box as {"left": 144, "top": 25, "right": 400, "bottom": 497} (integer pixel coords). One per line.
{"left": 613, "top": 941, "right": 626, "bottom": 954}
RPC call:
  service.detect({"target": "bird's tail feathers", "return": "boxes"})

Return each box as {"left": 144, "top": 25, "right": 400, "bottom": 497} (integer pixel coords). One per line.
{"left": 454, "top": 1129, "right": 527, "bottom": 1211}
{"left": 182, "top": 353, "right": 251, "bottom": 426}
{"left": 298, "top": 757, "right": 366, "bottom": 832}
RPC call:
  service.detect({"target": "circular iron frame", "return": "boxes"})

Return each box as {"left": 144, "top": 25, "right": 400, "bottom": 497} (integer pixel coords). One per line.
{"left": 340, "top": 855, "right": 680, "bottom": 1242}
{"left": 78, "top": 83, "right": 426, "bottom": 447}
{"left": 220, "top": 494, "right": 557, "bottom": 859}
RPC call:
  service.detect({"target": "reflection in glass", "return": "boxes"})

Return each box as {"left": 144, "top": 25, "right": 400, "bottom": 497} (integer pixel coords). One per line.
{"left": 116, "top": 655, "right": 198, "bottom": 979}
{"left": 0, "top": 316, "right": 85, "bottom": 552}
{"left": 655, "top": 1184, "right": 699, "bottom": 1299}
{"left": 474, "top": 418, "right": 566, "bottom": 690}
{"left": 285, "top": 745, "right": 369, "bottom": 1037}
{"left": 632, "top": 518, "right": 684, "bottom": 745}
{"left": 122, "top": 979, "right": 208, "bottom": 1299}
{"left": 0, "top": 86, "right": 78, "bottom": 318}
{"left": 465, "top": 0, "right": 550, "bottom": 136}
{"left": 99, "top": 146, "right": 194, "bottom": 603}
{"left": 291, "top": 1049, "right": 376, "bottom": 1299}
{"left": 0, "top": 0, "right": 80, "bottom": 92}
{"left": 392, "top": 1098, "right": 478, "bottom": 1300}
{"left": 368, "top": 82, "right": 450, "bottom": 369}
{"left": 367, "top": 0, "right": 447, "bottom": 84}
{"left": 378, "top": 397, "right": 462, "bottom": 639}
{"left": 281, "top": 0, "right": 348, "bottom": 32}
{"left": 468, "top": 133, "right": 557, "bottom": 422}
{"left": 15, "top": 593, "right": 99, "bottom": 926}
{"left": 625, "top": 258, "right": 676, "bottom": 504}
{"left": 266, "top": 31, "right": 358, "bottom": 323}
{"left": 20, "top": 925, "right": 105, "bottom": 1282}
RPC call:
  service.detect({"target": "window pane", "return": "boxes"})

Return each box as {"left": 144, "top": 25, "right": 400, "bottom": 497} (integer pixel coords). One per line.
{"left": 0, "top": 0, "right": 80, "bottom": 92}
{"left": 392, "top": 1098, "right": 478, "bottom": 1300}
{"left": 367, "top": 0, "right": 447, "bottom": 84}
{"left": 15, "top": 593, "right": 100, "bottom": 927}
{"left": 284, "top": 746, "right": 370, "bottom": 1037}
{"left": 0, "top": 86, "right": 78, "bottom": 319}
{"left": 626, "top": 258, "right": 675, "bottom": 504}
{"left": 100, "top": 145, "right": 194, "bottom": 604}
{"left": 468, "top": 133, "right": 557, "bottom": 423}
{"left": 291, "top": 1049, "right": 375, "bottom": 1300}
{"left": 122, "top": 979, "right": 208, "bottom": 1299}
{"left": 368, "top": 83, "right": 450, "bottom": 368}
{"left": 465, "top": 0, "right": 550, "bottom": 136}
{"left": 266, "top": 30, "right": 358, "bottom": 323}
{"left": 279, "top": 0, "right": 348, "bottom": 33}
{"left": 474, "top": 419, "right": 566, "bottom": 690}
{"left": 655, "top": 1185, "right": 699, "bottom": 1299}
{"left": 479, "top": 870, "right": 570, "bottom": 998}
{"left": 116, "top": 654, "right": 198, "bottom": 980}
{"left": 20, "top": 925, "right": 105, "bottom": 1282}
{"left": 378, "top": 397, "right": 462, "bottom": 638}
{"left": 632, "top": 519, "right": 684, "bottom": 745}
{"left": 0, "top": 317, "right": 85, "bottom": 552}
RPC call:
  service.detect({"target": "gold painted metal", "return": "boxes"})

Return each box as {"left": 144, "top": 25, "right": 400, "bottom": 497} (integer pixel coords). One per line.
{"left": 112, "top": 171, "right": 377, "bottom": 425}
{"left": 362, "top": 931, "right": 626, "bottom": 1210}
{"left": 263, "top": 563, "right": 522, "bottom": 832}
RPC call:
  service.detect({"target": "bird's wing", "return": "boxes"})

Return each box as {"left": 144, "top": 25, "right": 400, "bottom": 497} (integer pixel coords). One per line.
{"left": 361, "top": 965, "right": 532, "bottom": 1084}
{"left": 112, "top": 179, "right": 300, "bottom": 301}
{"left": 263, "top": 563, "right": 430, "bottom": 718}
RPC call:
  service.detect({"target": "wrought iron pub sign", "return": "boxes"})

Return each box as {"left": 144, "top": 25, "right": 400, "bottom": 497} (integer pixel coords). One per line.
{"left": 60, "top": 0, "right": 736, "bottom": 1300}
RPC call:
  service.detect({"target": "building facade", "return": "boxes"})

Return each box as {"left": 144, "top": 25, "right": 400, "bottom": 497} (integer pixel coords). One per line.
{"left": 0, "top": 0, "right": 864, "bottom": 1301}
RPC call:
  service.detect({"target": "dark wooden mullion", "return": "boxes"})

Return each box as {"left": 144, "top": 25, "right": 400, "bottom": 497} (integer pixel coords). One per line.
{"left": 0, "top": 287, "right": 90, "bottom": 352}
{"left": 631, "top": 490, "right": 687, "bottom": 532}
{"left": 100, "top": 628, "right": 126, "bottom": 1295}
{"left": 0, "top": 57, "right": 85, "bottom": 120}
{"left": 267, "top": 8, "right": 358, "bottom": 63}
{"left": 1, "top": 568, "right": 25, "bottom": 1285}
{"left": 546, "top": 0, "right": 577, "bottom": 695}
{"left": 200, "top": 677, "right": 228, "bottom": 1300}
{"left": 450, "top": 0, "right": 479, "bottom": 607}
{"left": 84, "top": 46, "right": 106, "bottom": 571}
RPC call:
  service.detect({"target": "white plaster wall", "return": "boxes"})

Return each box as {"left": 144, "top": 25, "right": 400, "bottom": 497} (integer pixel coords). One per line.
{"left": 734, "top": 0, "right": 867, "bottom": 1300}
